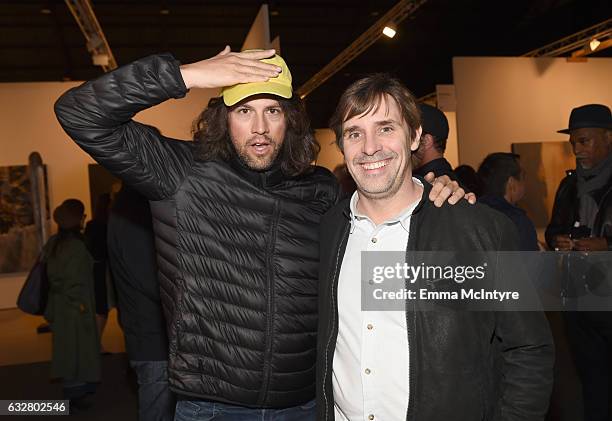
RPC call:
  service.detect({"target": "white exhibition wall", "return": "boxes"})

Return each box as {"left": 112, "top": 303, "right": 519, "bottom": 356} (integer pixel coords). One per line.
{"left": 453, "top": 57, "right": 612, "bottom": 168}
{"left": 0, "top": 81, "right": 218, "bottom": 309}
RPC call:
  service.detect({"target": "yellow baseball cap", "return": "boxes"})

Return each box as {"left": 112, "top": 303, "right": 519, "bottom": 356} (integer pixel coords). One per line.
{"left": 221, "top": 52, "right": 292, "bottom": 106}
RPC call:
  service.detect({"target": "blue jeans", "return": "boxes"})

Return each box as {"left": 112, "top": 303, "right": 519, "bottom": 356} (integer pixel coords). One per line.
{"left": 130, "top": 360, "right": 175, "bottom": 421}
{"left": 174, "top": 399, "right": 316, "bottom": 421}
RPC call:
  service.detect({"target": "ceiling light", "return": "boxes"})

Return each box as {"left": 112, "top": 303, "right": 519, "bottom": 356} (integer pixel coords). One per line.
{"left": 382, "top": 26, "right": 396, "bottom": 38}
{"left": 589, "top": 38, "right": 601, "bottom": 51}
{"left": 40, "top": 8, "right": 51, "bottom": 14}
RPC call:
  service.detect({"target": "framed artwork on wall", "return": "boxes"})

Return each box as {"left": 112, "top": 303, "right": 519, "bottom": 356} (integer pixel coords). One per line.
{"left": 0, "top": 163, "right": 50, "bottom": 273}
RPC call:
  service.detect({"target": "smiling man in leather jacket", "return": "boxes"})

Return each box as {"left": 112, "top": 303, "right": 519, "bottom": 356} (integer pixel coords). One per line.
{"left": 54, "top": 48, "right": 468, "bottom": 420}
{"left": 316, "top": 74, "right": 554, "bottom": 421}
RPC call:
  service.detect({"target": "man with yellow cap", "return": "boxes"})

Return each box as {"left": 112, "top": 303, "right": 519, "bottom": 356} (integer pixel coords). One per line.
{"left": 55, "top": 47, "right": 467, "bottom": 420}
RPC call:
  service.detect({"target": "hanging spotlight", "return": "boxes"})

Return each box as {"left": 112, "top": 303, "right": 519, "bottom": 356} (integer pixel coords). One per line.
{"left": 382, "top": 25, "right": 397, "bottom": 38}
{"left": 589, "top": 38, "right": 601, "bottom": 51}
{"left": 92, "top": 53, "right": 110, "bottom": 67}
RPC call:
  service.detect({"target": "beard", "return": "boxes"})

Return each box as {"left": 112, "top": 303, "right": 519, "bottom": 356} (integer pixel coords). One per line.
{"left": 232, "top": 134, "right": 283, "bottom": 171}
{"left": 349, "top": 151, "right": 409, "bottom": 200}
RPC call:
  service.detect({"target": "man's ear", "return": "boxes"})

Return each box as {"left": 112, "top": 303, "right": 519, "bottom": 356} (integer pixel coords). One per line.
{"left": 411, "top": 126, "right": 423, "bottom": 152}
{"left": 505, "top": 177, "right": 516, "bottom": 198}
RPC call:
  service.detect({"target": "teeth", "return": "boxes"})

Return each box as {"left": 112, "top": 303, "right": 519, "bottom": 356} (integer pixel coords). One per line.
{"left": 362, "top": 160, "right": 388, "bottom": 170}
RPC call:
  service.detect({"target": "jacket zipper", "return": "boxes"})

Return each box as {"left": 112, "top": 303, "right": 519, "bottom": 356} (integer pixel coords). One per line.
{"left": 258, "top": 199, "right": 280, "bottom": 405}
{"left": 405, "top": 211, "right": 420, "bottom": 421}
{"left": 405, "top": 302, "right": 416, "bottom": 421}
{"left": 322, "top": 224, "right": 350, "bottom": 421}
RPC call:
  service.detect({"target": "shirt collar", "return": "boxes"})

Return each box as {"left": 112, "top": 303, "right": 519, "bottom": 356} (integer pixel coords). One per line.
{"left": 349, "top": 177, "right": 423, "bottom": 233}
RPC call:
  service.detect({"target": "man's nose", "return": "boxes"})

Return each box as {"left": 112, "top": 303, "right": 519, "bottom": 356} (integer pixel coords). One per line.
{"left": 572, "top": 142, "right": 583, "bottom": 156}
{"left": 362, "top": 132, "right": 382, "bottom": 156}
{"left": 252, "top": 113, "right": 269, "bottom": 134}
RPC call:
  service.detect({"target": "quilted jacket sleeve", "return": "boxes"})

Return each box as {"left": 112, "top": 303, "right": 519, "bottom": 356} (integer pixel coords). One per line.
{"left": 54, "top": 53, "right": 194, "bottom": 200}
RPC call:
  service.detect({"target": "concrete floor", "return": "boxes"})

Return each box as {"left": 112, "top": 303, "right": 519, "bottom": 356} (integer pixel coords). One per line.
{"left": 0, "top": 307, "right": 125, "bottom": 367}
{"left": 0, "top": 308, "right": 136, "bottom": 420}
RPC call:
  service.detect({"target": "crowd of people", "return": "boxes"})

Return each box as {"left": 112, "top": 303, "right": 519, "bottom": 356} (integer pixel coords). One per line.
{"left": 39, "top": 46, "right": 611, "bottom": 421}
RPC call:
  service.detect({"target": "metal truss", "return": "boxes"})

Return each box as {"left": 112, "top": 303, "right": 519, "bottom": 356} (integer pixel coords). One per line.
{"left": 297, "top": 0, "right": 428, "bottom": 99}
{"left": 523, "top": 18, "right": 611, "bottom": 57}
{"left": 419, "top": 17, "right": 612, "bottom": 102}
{"left": 64, "top": 0, "right": 117, "bottom": 72}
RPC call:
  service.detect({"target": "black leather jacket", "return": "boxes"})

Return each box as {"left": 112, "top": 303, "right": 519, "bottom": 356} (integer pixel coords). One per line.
{"left": 55, "top": 54, "right": 338, "bottom": 408}
{"left": 316, "top": 182, "right": 554, "bottom": 421}
{"left": 545, "top": 169, "right": 612, "bottom": 250}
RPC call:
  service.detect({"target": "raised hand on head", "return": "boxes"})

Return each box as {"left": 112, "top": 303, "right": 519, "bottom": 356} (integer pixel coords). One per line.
{"left": 179, "top": 46, "right": 282, "bottom": 90}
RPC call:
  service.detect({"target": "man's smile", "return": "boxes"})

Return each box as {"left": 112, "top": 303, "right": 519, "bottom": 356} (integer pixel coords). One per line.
{"left": 359, "top": 159, "right": 392, "bottom": 171}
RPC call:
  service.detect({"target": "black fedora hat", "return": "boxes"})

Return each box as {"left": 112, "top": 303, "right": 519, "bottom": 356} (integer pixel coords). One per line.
{"left": 558, "top": 104, "right": 612, "bottom": 134}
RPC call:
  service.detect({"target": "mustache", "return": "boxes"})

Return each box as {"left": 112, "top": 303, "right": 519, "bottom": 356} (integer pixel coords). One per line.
{"left": 247, "top": 135, "right": 274, "bottom": 145}
{"left": 353, "top": 151, "right": 396, "bottom": 165}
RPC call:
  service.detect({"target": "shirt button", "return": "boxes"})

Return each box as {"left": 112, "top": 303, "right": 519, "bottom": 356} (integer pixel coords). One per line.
{"left": 367, "top": 324, "right": 374, "bottom": 330}
{"left": 365, "top": 368, "right": 371, "bottom": 374}
{"left": 371, "top": 237, "right": 378, "bottom": 243}
{"left": 368, "top": 415, "right": 375, "bottom": 420}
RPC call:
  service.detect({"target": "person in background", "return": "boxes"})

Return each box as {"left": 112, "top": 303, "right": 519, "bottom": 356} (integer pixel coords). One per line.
{"left": 454, "top": 164, "right": 483, "bottom": 196}
{"left": 412, "top": 103, "right": 457, "bottom": 180}
{"left": 547, "top": 104, "right": 612, "bottom": 252}
{"left": 546, "top": 103, "right": 612, "bottom": 421}
{"left": 108, "top": 183, "right": 174, "bottom": 421}
{"left": 332, "top": 164, "right": 357, "bottom": 200}
{"left": 478, "top": 152, "right": 539, "bottom": 251}
{"left": 84, "top": 193, "right": 113, "bottom": 353}
{"left": 44, "top": 199, "right": 100, "bottom": 410}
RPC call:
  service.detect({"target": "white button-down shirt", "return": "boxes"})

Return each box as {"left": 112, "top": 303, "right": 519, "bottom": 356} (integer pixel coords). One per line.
{"left": 333, "top": 179, "right": 422, "bottom": 421}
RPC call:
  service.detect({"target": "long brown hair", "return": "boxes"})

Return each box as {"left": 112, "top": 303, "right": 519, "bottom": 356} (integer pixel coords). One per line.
{"left": 192, "top": 96, "right": 319, "bottom": 177}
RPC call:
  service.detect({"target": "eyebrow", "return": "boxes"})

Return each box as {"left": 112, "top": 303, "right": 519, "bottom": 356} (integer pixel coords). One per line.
{"left": 375, "top": 119, "right": 399, "bottom": 127}
{"left": 343, "top": 125, "right": 361, "bottom": 136}
{"left": 343, "top": 119, "right": 399, "bottom": 133}
{"left": 233, "top": 103, "right": 282, "bottom": 112}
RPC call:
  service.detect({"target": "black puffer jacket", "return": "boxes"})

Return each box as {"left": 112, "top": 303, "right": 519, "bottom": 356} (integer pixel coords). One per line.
{"left": 54, "top": 54, "right": 338, "bottom": 408}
